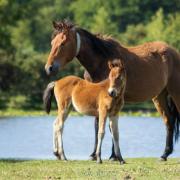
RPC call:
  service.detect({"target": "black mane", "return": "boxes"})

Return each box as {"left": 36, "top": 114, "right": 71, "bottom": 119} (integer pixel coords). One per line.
{"left": 77, "top": 28, "right": 120, "bottom": 59}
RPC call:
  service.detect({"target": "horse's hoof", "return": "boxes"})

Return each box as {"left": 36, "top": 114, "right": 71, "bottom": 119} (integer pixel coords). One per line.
{"left": 159, "top": 157, "right": 167, "bottom": 161}
{"left": 120, "top": 160, "right": 126, "bottom": 165}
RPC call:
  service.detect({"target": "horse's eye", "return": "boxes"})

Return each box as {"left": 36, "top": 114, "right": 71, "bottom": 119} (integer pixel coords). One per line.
{"left": 58, "top": 43, "right": 65, "bottom": 51}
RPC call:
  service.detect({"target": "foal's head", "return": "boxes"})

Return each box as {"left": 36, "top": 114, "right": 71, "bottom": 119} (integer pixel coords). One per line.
{"left": 108, "top": 60, "right": 126, "bottom": 98}
{"left": 45, "top": 20, "right": 79, "bottom": 75}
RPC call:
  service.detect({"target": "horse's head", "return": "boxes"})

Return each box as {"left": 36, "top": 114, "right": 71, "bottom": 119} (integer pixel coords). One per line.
{"left": 45, "top": 20, "right": 81, "bottom": 75}
{"left": 108, "top": 59, "right": 126, "bottom": 98}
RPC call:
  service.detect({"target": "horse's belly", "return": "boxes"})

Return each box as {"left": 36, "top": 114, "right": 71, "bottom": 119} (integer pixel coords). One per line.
{"left": 125, "top": 68, "right": 168, "bottom": 102}
{"left": 124, "top": 86, "right": 164, "bottom": 103}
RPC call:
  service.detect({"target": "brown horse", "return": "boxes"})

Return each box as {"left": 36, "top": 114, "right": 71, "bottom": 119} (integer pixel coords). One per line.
{"left": 45, "top": 20, "right": 180, "bottom": 161}
{"left": 43, "top": 60, "right": 126, "bottom": 164}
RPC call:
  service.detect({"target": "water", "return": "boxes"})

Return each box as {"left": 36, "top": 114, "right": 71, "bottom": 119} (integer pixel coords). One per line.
{"left": 0, "top": 116, "right": 179, "bottom": 160}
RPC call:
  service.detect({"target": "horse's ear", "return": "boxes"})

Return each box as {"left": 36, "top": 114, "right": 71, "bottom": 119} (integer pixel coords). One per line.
{"left": 108, "top": 61, "right": 114, "bottom": 70}
{"left": 52, "top": 21, "right": 59, "bottom": 29}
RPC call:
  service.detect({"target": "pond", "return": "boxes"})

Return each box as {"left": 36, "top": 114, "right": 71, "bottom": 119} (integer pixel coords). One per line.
{"left": 0, "top": 116, "right": 179, "bottom": 160}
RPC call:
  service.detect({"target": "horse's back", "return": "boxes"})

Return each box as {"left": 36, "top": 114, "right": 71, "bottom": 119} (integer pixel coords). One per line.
{"left": 128, "top": 41, "right": 169, "bottom": 57}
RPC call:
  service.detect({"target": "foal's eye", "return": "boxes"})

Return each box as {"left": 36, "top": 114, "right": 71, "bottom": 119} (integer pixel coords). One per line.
{"left": 118, "top": 76, "right": 123, "bottom": 80}
{"left": 61, "top": 42, "right": 65, "bottom": 46}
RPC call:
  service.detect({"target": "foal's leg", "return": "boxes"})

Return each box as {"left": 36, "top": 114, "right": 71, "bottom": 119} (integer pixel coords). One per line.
{"left": 109, "top": 116, "right": 125, "bottom": 164}
{"left": 96, "top": 111, "right": 107, "bottom": 164}
{"left": 53, "top": 104, "right": 71, "bottom": 160}
{"left": 108, "top": 126, "right": 118, "bottom": 161}
{"left": 53, "top": 112, "right": 66, "bottom": 160}
{"left": 90, "top": 117, "right": 117, "bottom": 161}
{"left": 152, "top": 89, "right": 175, "bottom": 161}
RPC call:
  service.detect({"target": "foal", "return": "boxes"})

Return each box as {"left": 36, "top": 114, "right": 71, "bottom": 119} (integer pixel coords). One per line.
{"left": 43, "top": 60, "right": 126, "bottom": 164}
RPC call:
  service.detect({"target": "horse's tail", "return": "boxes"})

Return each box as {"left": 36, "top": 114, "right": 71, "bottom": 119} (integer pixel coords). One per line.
{"left": 43, "top": 81, "right": 55, "bottom": 114}
{"left": 167, "top": 96, "right": 180, "bottom": 143}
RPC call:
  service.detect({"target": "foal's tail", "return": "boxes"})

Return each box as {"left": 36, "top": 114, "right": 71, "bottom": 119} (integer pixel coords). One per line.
{"left": 167, "top": 97, "right": 180, "bottom": 143}
{"left": 43, "top": 82, "right": 55, "bottom": 114}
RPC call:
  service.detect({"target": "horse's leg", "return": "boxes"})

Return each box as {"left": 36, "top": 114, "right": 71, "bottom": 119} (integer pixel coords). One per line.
{"left": 109, "top": 116, "right": 125, "bottom": 164}
{"left": 96, "top": 111, "right": 107, "bottom": 164}
{"left": 152, "top": 89, "right": 175, "bottom": 161}
{"left": 167, "top": 76, "right": 180, "bottom": 141}
{"left": 90, "top": 117, "right": 99, "bottom": 160}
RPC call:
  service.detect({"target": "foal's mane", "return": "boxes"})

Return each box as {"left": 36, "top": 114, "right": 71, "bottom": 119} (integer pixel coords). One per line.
{"left": 52, "top": 20, "right": 122, "bottom": 59}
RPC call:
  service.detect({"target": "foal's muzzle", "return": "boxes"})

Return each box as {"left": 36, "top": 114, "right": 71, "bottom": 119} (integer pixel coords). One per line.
{"left": 108, "top": 89, "right": 117, "bottom": 98}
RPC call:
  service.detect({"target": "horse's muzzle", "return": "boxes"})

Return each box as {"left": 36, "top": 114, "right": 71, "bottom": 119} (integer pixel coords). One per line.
{"left": 45, "top": 63, "right": 59, "bottom": 75}
{"left": 45, "top": 65, "right": 53, "bottom": 75}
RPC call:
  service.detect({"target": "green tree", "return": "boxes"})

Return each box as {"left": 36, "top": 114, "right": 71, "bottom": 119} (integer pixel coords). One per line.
{"left": 91, "top": 7, "right": 118, "bottom": 35}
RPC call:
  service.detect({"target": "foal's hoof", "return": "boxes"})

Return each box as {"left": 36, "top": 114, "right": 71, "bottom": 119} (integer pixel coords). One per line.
{"left": 159, "top": 157, "right": 167, "bottom": 161}
{"left": 53, "top": 152, "right": 67, "bottom": 161}
{"left": 97, "top": 159, "right": 102, "bottom": 164}
{"left": 109, "top": 156, "right": 118, "bottom": 161}
{"left": 89, "top": 154, "right": 97, "bottom": 161}
{"left": 61, "top": 156, "right": 67, "bottom": 161}
{"left": 109, "top": 157, "right": 118, "bottom": 161}
{"left": 120, "top": 160, "right": 126, "bottom": 165}
{"left": 53, "top": 152, "right": 61, "bottom": 159}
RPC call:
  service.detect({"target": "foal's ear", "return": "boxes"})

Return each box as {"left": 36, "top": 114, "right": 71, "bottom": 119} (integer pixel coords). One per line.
{"left": 118, "top": 60, "right": 124, "bottom": 68}
{"left": 108, "top": 61, "right": 114, "bottom": 70}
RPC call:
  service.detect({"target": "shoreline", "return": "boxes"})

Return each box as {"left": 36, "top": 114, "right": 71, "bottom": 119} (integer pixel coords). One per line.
{"left": 0, "top": 109, "right": 160, "bottom": 118}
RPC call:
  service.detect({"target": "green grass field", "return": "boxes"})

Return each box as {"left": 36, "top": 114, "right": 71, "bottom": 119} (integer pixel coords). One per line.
{"left": 0, "top": 158, "right": 179, "bottom": 180}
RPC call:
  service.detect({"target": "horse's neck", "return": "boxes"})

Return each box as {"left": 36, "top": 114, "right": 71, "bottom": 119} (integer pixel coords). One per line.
{"left": 77, "top": 47, "right": 108, "bottom": 82}
{"left": 76, "top": 31, "right": 109, "bottom": 82}
{"left": 76, "top": 31, "right": 128, "bottom": 82}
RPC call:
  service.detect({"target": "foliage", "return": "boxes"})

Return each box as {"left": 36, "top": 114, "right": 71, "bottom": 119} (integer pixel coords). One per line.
{"left": 0, "top": 0, "right": 180, "bottom": 111}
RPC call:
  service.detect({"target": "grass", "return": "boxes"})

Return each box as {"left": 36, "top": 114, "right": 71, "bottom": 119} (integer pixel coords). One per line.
{"left": 0, "top": 158, "right": 179, "bottom": 179}
{"left": 0, "top": 108, "right": 160, "bottom": 117}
